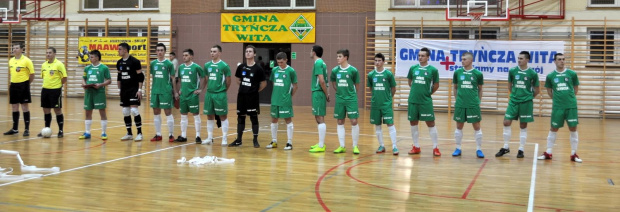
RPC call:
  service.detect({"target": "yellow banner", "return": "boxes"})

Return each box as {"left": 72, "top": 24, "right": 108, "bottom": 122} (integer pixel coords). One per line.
{"left": 77, "top": 37, "right": 148, "bottom": 65}
{"left": 221, "top": 13, "right": 316, "bottom": 43}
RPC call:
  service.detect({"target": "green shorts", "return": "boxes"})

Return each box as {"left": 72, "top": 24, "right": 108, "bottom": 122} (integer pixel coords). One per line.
{"left": 504, "top": 100, "right": 534, "bottom": 122}
{"left": 334, "top": 101, "right": 359, "bottom": 119}
{"left": 180, "top": 94, "right": 200, "bottom": 114}
{"left": 551, "top": 108, "right": 579, "bottom": 128}
{"left": 408, "top": 103, "right": 435, "bottom": 121}
{"left": 370, "top": 107, "right": 394, "bottom": 125}
{"left": 84, "top": 91, "right": 107, "bottom": 110}
{"left": 453, "top": 107, "right": 481, "bottom": 123}
{"left": 150, "top": 93, "right": 173, "bottom": 109}
{"left": 270, "top": 105, "right": 294, "bottom": 118}
{"left": 312, "top": 91, "right": 326, "bottom": 116}
{"left": 204, "top": 92, "right": 228, "bottom": 115}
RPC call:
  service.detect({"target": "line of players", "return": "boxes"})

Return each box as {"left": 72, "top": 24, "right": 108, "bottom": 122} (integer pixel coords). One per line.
{"left": 4, "top": 41, "right": 581, "bottom": 162}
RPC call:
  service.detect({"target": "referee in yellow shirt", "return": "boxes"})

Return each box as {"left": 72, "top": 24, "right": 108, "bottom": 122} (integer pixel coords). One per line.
{"left": 38, "top": 47, "right": 67, "bottom": 138}
{"left": 4, "top": 42, "right": 35, "bottom": 136}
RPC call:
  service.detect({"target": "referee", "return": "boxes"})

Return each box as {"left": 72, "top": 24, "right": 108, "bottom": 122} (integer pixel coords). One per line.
{"left": 38, "top": 47, "right": 67, "bottom": 138}
{"left": 4, "top": 42, "right": 35, "bottom": 136}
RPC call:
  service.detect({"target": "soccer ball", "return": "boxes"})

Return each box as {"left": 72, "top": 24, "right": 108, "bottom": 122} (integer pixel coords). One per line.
{"left": 41, "top": 127, "right": 53, "bottom": 138}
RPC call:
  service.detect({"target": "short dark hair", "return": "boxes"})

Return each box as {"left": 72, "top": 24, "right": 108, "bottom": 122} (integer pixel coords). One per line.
{"left": 156, "top": 43, "right": 166, "bottom": 51}
{"left": 463, "top": 52, "right": 474, "bottom": 59}
{"left": 312, "top": 45, "right": 323, "bottom": 57}
{"left": 554, "top": 53, "right": 564, "bottom": 60}
{"left": 13, "top": 42, "right": 25, "bottom": 49}
{"left": 374, "top": 53, "right": 385, "bottom": 61}
{"left": 47, "top": 47, "right": 57, "bottom": 53}
{"left": 276, "top": 52, "right": 287, "bottom": 60}
{"left": 89, "top": 49, "right": 102, "bottom": 60}
{"left": 420, "top": 47, "right": 430, "bottom": 57}
{"left": 245, "top": 45, "right": 256, "bottom": 54}
{"left": 183, "top": 48, "right": 194, "bottom": 56}
{"left": 337, "top": 49, "right": 349, "bottom": 60}
{"left": 519, "top": 51, "right": 530, "bottom": 60}
{"left": 170, "top": 52, "right": 176, "bottom": 56}
{"left": 212, "top": 45, "right": 222, "bottom": 52}
{"left": 119, "top": 43, "right": 131, "bottom": 53}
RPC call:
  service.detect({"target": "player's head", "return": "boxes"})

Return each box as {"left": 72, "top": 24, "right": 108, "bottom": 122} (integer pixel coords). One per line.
{"left": 89, "top": 50, "right": 102, "bottom": 63}
{"left": 156, "top": 43, "right": 166, "bottom": 59}
{"left": 211, "top": 45, "right": 222, "bottom": 60}
{"left": 276, "top": 52, "right": 288, "bottom": 68}
{"left": 336, "top": 49, "right": 349, "bottom": 65}
{"left": 46, "top": 47, "right": 57, "bottom": 61}
{"left": 312, "top": 45, "right": 323, "bottom": 58}
{"left": 170, "top": 52, "right": 176, "bottom": 59}
{"left": 182, "top": 48, "right": 194, "bottom": 63}
{"left": 118, "top": 42, "right": 131, "bottom": 57}
{"left": 518, "top": 51, "right": 530, "bottom": 67}
{"left": 374, "top": 53, "right": 385, "bottom": 69}
{"left": 245, "top": 45, "right": 256, "bottom": 60}
{"left": 554, "top": 53, "right": 565, "bottom": 70}
{"left": 419, "top": 47, "right": 430, "bottom": 64}
{"left": 12, "top": 42, "right": 24, "bottom": 55}
{"left": 461, "top": 52, "right": 474, "bottom": 68}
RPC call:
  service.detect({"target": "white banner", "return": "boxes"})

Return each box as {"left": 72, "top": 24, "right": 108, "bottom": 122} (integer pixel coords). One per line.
{"left": 395, "top": 39, "right": 565, "bottom": 80}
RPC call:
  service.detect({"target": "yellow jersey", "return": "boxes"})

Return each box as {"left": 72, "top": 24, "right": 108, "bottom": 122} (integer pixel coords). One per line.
{"left": 41, "top": 58, "right": 67, "bottom": 89}
{"left": 9, "top": 55, "right": 35, "bottom": 83}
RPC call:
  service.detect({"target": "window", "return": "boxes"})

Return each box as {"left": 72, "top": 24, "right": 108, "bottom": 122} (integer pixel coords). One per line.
{"left": 393, "top": 0, "right": 499, "bottom": 8}
{"left": 394, "top": 27, "right": 498, "bottom": 40}
{"left": 0, "top": 27, "right": 26, "bottom": 57}
{"left": 589, "top": 0, "right": 620, "bottom": 7}
{"left": 589, "top": 30, "right": 617, "bottom": 64}
{"left": 79, "top": 27, "right": 155, "bottom": 37}
{"left": 82, "top": 0, "right": 158, "bottom": 11}
{"left": 225, "top": 0, "right": 315, "bottom": 10}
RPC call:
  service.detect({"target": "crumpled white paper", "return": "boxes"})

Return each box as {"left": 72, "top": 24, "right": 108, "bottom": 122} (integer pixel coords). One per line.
{"left": 177, "top": 156, "right": 235, "bottom": 165}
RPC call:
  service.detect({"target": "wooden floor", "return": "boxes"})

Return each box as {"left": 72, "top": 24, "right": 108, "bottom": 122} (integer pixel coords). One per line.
{"left": 0, "top": 96, "right": 618, "bottom": 211}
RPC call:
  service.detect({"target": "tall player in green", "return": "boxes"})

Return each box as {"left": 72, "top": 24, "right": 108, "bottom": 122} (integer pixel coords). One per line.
{"left": 79, "top": 50, "right": 111, "bottom": 140}
{"left": 309, "top": 45, "right": 330, "bottom": 153}
{"left": 407, "top": 47, "right": 441, "bottom": 156}
{"left": 496, "top": 51, "right": 540, "bottom": 158}
{"left": 267, "top": 52, "right": 298, "bottom": 150}
{"left": 149, "top": 43, "right": 177, "bottom": 142}
{"left": 330, "top": 49, "right": 361, "bottom": 154}
{"left": 538, "top": 53, "right": 582, "bottom": 163}
{"left": 175, "top": 49, "right": 205, "bottom": 143}
{"left": 202, "top": 45, "right": 231, "bottom": 146}
{"left": 452, "top": 52, "right": 485, "bottom": 158}
{"left": 368, "top": 53, "right": 398, "bottom": 155}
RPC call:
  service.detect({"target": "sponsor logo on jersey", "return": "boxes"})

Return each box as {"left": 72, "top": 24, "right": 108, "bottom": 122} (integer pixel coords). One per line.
{"left": 242, "top": 71, "right": 246, "bottom": 76}
{"left": 554, "top": 78, "right": 559, "bottom": 83}
{"left": 516, "top": 75, "right": 520, "bottom": 80}
{"left": 415, "top": 71, "right": 419, "bottom": 75}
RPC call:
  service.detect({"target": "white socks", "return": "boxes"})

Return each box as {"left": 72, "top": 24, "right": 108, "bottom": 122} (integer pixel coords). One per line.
{"left": 101, "top": 120, "right": 107, "bottom": 134}
{"left": 154, "top": 115, "right": 162, "bottom": 136}
{"left": 271, "top": 123, "right": 278, "bottom": 142}
{"left": 570, "top": 131, "right": 578, "bottom": 155}
{"left": 455, "top": 129, "right": 463, "bottom": 149}
{"left": 375, "top": 125, "right": 384, "bottom": 147}
{"left": 352, "top": 125, "right": 359, "bottom": 147}
{"left": 287, "top": 123, "right": 293, "bottom": 144}
{"left": 207, "top": 120, "right": 214, "bottom": 140}
{"left": 337, "top": 125, "right": 345, "bottom": 147}
{"left": 166, "top": 115, "right": 174, "bottom": 136}
{"left": 503, "top": 126, "right": 511, "bottom": 149}
{"left": 519, "top": 128, "right": 527, "bottom": 151}
{"left": 546, "top": 131, "right": 556, "bottom": 154}
{"left": 222, "top": 119, "right": 229, "bottom": 142}
{"left": 388, "top": 125, "right": 397, "bottom": 148}
{"left": 429, "top": 126, "right": 438, "bottom": 148}
{"left": 475, "top": 130, "right": 483, "bottom": 150}
{"left": 180, "top": 115, "right": 188, "bottom": 137}
{"left": 318, "top": 123, "right": 326, "bottom": 148}
{"left": 85, "top": 120, "right": 92, "bottom": 133}
{"left": 411, "top": 125, "right": 419, "bottom": 148}
{"left": 194, "top": 115, "right": 201, "bottom": 137}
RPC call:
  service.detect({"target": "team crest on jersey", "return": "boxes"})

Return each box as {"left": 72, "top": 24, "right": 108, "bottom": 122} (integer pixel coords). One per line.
{"left": 470, "top": 77, "right": 474, "bottom": 80}
{"left": 50, "top": 70, "right": 55, "bottom": 76}
{"left": 565, "top": 78, "right": 568, "bottom": 81}
{"left": 515, "top": 75, "right": 520, "bottom": 80}
{"left": 415, "top": 71, "right": 419, "bottom": 75}
{"left": 554, "top": 78, "right": 559, "bottom": 83}
{"left": 163, "top": 66, "right": 166, "bottom": 70}
{"left": 346, "top": 75, "right": 349, "bottom": 78}
{"left": 524, "top": 77, "right": 528, "bottom": 80}
{"left": 242, "top": 71, "right": 246, "bottom": 76}
{"left": 425, "top": 72, "right": 428, "bottom": 76}
{"left": 383, "top": 78, "right": 386, "bottom": 81}
{"left": 283, "top": 74, "right": 286, "bottom": 78}
{"left": 16, "top": 67, "right": 21, "bottom": 72}
{"left": 250, "top": 73, "right": 253, "bottom": 77}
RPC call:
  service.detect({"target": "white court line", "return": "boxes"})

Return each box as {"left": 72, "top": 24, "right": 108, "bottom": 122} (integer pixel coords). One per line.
{"left": 0, "top": 125, "right": 126, "bottom": 145}
{"left": 528, "top": 143, "right": 539, "bottom": 212}
{"left": 0, "top": 125, "right": 269, "bottom": 188}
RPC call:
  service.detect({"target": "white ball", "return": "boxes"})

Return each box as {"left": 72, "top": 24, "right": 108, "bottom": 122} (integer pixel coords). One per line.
{"left": 41, "top": 127, "right": 53, "bottom": 138}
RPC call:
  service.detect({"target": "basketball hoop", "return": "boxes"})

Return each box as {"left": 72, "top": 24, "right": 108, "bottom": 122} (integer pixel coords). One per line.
{"left": 469, "top": 12, "right": 484, "bottom": 26}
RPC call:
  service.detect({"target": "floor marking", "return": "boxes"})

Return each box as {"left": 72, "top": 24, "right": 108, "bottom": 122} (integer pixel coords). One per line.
{"left": 462, "top": 159, "right": 489, "bottom": 199}
{"left": 0, "top": 125, "right": 125, "bottom": 145}
{"left": 527, "top": 143, "right": 539, "bottom": 212}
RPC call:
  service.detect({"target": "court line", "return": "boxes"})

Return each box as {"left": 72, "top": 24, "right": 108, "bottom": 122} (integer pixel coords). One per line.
{"left": 462, "top": 159, "right": 489, "bottom": 199}
{"left": 315, "top": 154, "right": 376, "bottom": 212}
{"left": 260, "top": 171, "right": 341, "bottom": 212}
{"left": 0, "top": 201, "right": 83, "bottom": 212}
{"left": 0, "top": 125, "right": 126, "bottom": 145}
{"left": 527, "top": 143, "right": 539, "bottom": 212}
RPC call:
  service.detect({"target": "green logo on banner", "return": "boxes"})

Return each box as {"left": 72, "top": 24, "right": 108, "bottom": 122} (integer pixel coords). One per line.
{"left": 270, "top": 60, "right": 275, "bottom": 68}
{"left": 289, "top": 15, "right": 314, "bottom": 41}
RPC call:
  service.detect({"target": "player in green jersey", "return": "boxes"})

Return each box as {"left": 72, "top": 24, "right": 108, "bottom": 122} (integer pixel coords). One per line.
{"left": 267, "top": 52, "right": 298, "bottom": 150}
{"left": 202, "top": 45, "right": 232, "bottom": 146}
{"left": 309, "top": 45, "right": 331, "bottom": 153}
{"left": 496, "top": 51, "right": 540, "bottom": 158}
{"left": 368, "top": 53, "right": 398, "bottom": 155}
{"left": 79, "top": 50, "right": 111, "bottom": 140}
{"left": 406, "top": 47, "right": 441, "bottom": 156}
{"left": 452, "top": 52, "right": 485, "bottom": 158}
{"left": 174, "top": 49, "right": 205, "bottom": 143}
{"left": 538, "top": 53, "right": 582, "bottom": 163}
{"left": 330, "top": 49, "right": 361, "bottom": 154}
{"left": 149, "top": 43, "right": 178, "bottom": 142}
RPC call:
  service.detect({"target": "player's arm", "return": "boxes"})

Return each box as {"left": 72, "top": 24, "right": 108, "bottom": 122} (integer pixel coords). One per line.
{"left": 391, "top": 86, "right": 396, "bottom": 98}
{"left": 546, "top": 87, "right": 553, "bottom": 98}
{"left": 291, "top": 83, "right": 298, "bottom": 96}
{"left": 574, "top": 85, "right": 579, "bottom": 95}
{"left": 259, "top": 80, "right": 267, "bottom": 92}
{"left": 408, "top": 78, "right": 412, "bottom": 87}
{"left": 196, "top": 76, "right": 206, "bottom": 95}
{"left": 331, "top": 81, "right": 337, "bottom": 92}
{"left": 318, "top": 74, "right": 329, "bottom": 99}
{"left": 82, "top": 78, "right": 87, "bottom": 88}
{"left": 29, "top": 73, "right": 35, "bottom": 84}
{"left": 61, "top": 64, "right": 68, "bottom": 85}
{"left": 431, "top": 82, "right": 439, "bottom": 95}
{"left": 533, "top": 84, "right": 540, "bottom": 97}
{"left": 478, "top": 85, "right": 483, "bottom": 101}
{"left": 28, "top": 61, "right": 35, "bottom": 84}
{"left": 225, "top": 76, "right": 231, "bottom": 90}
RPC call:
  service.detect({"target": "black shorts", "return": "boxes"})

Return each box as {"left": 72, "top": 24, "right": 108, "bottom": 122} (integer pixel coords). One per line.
{"left": 9, "top": 81, "right": 32, "bottom": 104}
{"left": 237, "top": 93, "right": 260, "bottom": 115}
{"left": 41, "top": 88, "right": 62, "bottom": 108}
{"left": 120, "top": 86, "right": 141, "bottom": 107}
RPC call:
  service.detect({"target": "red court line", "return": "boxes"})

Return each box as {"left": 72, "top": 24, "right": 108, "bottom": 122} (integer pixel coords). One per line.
{"left": 315, "top": 154, "right": 376, "bottom": 212}
{"left": 462, "top": 159, "right": 488, "bottom": 199}
{"left": 19, "top": 141, "right": 107, "bottom": 155}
